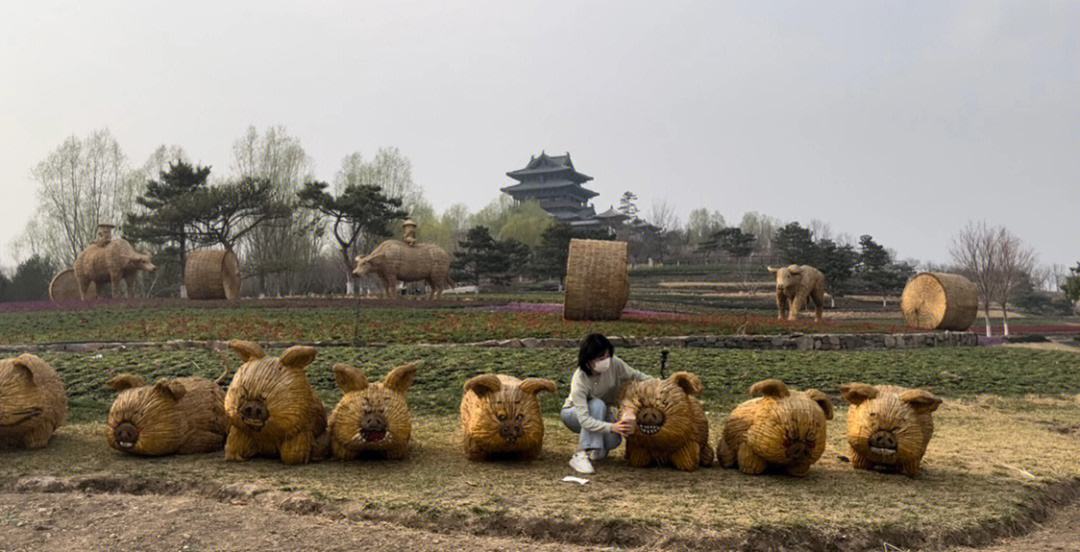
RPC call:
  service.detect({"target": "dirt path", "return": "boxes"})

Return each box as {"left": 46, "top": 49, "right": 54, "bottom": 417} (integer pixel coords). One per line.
{"left": 0, "top": 492, "right": 598, "bottom": 552}
{"left": 949, "top": 505, "right": 1080, "bottom": 552}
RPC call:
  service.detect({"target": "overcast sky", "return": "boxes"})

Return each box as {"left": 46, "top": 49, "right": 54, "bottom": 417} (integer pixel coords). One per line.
{"left": 1, "top": 1, "right": 1077, "bottom": 269}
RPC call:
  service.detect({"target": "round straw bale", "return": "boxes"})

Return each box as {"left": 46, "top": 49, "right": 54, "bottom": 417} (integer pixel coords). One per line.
{"left": 900, "top": 272, "right": 978, "bottom": 331}
{"left": 185, "top": 249, "right": 241, "bottom": 300}
{"left": 564, "top": 239, "right": 629, "bottom": 321}
{"left": 49, "top": 269, "right": 95, "bottom": 302}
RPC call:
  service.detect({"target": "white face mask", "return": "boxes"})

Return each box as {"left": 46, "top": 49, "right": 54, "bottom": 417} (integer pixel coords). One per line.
{"left": 592, "top": 357, "right": 612, "bottom": 374}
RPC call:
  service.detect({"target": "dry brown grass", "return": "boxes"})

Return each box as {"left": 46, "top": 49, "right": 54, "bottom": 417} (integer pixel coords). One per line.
{"left": 2, "top": 397, "right": 1079, "bottom": 550}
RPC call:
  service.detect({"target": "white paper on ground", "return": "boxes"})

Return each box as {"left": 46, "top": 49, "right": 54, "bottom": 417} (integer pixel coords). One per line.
{"left": 561, "top": 476, "right": 590, "bottom": 485}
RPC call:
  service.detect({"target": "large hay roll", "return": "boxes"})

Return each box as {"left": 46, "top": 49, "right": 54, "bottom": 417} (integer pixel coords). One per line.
{"left": 564, "top": 239, "right": 629, "bottom": 321}
{"left": 49, "top": 269, "right": 95, "bottom": 302}
{"left": 900, "top": 272, "right": 978, "bottom": 331}
{"left": 185, "top": 249, "right": 241, "bottom": 300}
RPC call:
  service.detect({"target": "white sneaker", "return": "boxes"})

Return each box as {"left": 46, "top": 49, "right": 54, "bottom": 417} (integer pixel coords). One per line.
{"left": 569, "top": 451, "right": 595, "bottom": 474}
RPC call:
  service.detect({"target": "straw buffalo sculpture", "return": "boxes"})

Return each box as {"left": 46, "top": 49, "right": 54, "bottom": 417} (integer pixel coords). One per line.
{"left": 223, "top": 340, "right": 329, "bottom": 464}
{"left": 0, "top": 354, "right": 68, "bottom": 449}
{"left": 105, "top": 372, "right": 229, "bottom": 456}
{"left": 767, "top": 264, "right": 827, "bottom": 322}
{"left": 460, "top": 374, "right": 556, "bottom": 461}
{"left": 353, "top": 240, "right": 454, "bottom": 299}
{"left": 841, "top": 383, "right": 942, "bottom": 476}
{"left": 73, "top": 237, "right": 157, "bottom": 299}
{"left": 328, "top": 361, "right": 421, "bottom": 461}
{"left": 718, "top": 379, "right": 834, "bottom": 476}
{"left": 618, "top": 371, "right": 714, "bottom": 471}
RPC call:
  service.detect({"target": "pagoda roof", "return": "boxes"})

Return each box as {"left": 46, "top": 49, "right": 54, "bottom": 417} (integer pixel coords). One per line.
{"left": 500, "top": 178, "right": 599, "bottom": 199}
{"left": 506, "top": 151, "right": 593, "bottom": 183}
{"left": 594, "top": 206, "right": 628, "bottom": 220}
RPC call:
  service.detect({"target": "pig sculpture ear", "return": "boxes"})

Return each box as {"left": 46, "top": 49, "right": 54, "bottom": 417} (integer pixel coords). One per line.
{"left": 750, "top": 379, "right": 790, "bottom": 399}
{"left": 153, "top": 380, "right": 187, "bottom": 402}
{"left": 900, "top": 389, "right": 942, "bottom": 414}
{"left": 384, "top": 361, "right": 421, "bottom": 394}
{"left": 333, "top": 364, "right": 368, "bottom": 393}
{"left": 280, "top": 346, "right": 317, "bottom": 371}
{"left": 840, "top": 383, "right": 878, "bottom": 406}
{"left": 107, "top": 373, "right": 147, "bottom": 392}
{"left": 669, "top": 371, "right": 703, "bottom": 397}
{"left": 464, "top": 374, "right": 502, "bottom": 398}
{"left": 9, "top": 356, "right": 36, "bottom": 384}
{"left": 519, "top": 378, "right": 557, "bottom": 396}
{"left": 228, "top": 340, "right": 266, "bottom": 362}
{"left": 805, "top": 389, "right": 835, "bottom": 420}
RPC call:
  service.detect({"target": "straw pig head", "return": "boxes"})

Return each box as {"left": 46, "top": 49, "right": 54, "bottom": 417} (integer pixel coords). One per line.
{"left": 223, "top": 340, "right": 328, "bottom": 464}
{"left": 618, "top": 371, "right": 714, "bottom": 471}
{"left": 717, "top": 379, "right": 834, "bottom": 476}
{"left": 459, "top": 374, "right": 556, "bottom": 461}
{"left": 841, "top": 383, "right": 941, "bottom": 477}
{"left": 0, "top": 354, "right": 68, "bottom": 450}
{"left": 106, "top": 373, "right": 228, "bottom": 456}
{"left": 328, "top": 360, "right": 421, "bottom": 460}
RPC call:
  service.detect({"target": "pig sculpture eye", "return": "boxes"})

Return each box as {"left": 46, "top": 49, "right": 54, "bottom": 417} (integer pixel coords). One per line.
{"left": 497, "top": 413, "right": 507, "bottom": 421}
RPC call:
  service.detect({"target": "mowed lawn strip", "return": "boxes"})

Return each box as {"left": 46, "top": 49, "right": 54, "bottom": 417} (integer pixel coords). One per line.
{"left": 0, "top": 304, "right": 906, "bottom": 345}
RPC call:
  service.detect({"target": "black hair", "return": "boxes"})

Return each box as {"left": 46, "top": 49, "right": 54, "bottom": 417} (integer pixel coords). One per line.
{"left": 577, "top": 333, "right": 614, "bottom": 376}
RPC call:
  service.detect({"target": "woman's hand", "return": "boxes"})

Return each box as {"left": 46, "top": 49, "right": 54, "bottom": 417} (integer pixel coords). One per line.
{"left": 611, "top": 419, "right": 635, "bottom": 437}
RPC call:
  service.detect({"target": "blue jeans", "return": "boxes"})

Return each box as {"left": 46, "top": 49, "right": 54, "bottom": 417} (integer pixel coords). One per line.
{"left": 561, "top": 398, "right": 622, "bottom": 459}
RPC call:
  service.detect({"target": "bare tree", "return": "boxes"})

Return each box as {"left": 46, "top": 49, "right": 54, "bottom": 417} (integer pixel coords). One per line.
{"left": 649, "top": 199, "right": 680, "bottom": 232}
{"left": 996, "top": 229, "right": 1037, "bottom": 336}
{"left": 950, "top": 221, "right": 1001, "bottom": 337}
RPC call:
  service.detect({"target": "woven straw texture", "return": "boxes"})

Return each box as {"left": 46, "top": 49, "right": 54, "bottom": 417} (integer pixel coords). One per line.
{"left": 563, "top": 239, "right": 629, "bottom": 321}
{"left": 49, "top": 269, "right": 95, "bottom": 302}
{"left": 900, "top": 272, "right": 978, "bottom": 331}
{"left": 185, "top": 249, "right": 241, "bottom": 300}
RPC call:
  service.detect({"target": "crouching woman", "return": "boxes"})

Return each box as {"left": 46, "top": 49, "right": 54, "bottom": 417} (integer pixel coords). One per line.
{"left": 561, "top": 333, "right": 653, "bottom": 474}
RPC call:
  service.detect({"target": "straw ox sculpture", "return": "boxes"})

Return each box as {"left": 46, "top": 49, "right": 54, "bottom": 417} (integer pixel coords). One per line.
{"left": 0, "top": 354, "right": 68, "bottom": 449}
{"left": 718, "top": 379, "right": 834, "bottom": 476}
{"left": 73, "top": 237, "right": 157, "bottom": 299}
{"left": 224, "top": 340, "right": 329, "bottom": 464}
{"left": 105, "top": 372, "right": 229, "bottom": 456}
{"left": 841, "top": 383, "right": 942, "bottom": 476}
{"left": 460, "top": 374, "right": 556, "bottom": 461}
{"left": 768, "top": 264, "right": 827, "bottom": 322}
{"left": 564, "top": 239, "right": 630, "bottom": 321}
{"left": 618, "top": 371, "right": 714, "bottom": 471}
{"left": 353, "top": 240, "right": 454, "bottom": 299}
{"left": 328, "top": 361, "right": 421, "bottom": 460}
{"left": 900, "top": 272, "right": 978, "bottom": 331}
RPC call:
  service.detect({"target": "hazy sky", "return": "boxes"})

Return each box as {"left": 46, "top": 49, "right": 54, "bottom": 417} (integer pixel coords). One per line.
{"left": 1, "top": 1, "right": 1078, "bottom": 268}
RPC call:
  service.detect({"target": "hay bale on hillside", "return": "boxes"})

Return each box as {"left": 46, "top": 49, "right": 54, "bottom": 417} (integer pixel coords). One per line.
{"left": 185, "top": 249, "right": 241, "bottom": 300}
{"left": 900, "top": 272, "right": 978, "bottom": 331}
{"left": 49, "top": 269, "right": 96, "bottom": 302}
{"left": 564, "top": 239, "right": 629, "bottom": 321}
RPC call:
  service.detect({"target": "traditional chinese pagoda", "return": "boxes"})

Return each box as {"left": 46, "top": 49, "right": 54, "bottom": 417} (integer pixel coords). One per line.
{"left": 501, "top": 152, "right": 600, "bottom": 225}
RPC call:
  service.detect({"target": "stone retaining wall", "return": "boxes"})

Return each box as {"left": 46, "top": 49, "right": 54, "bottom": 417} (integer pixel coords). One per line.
{"left": 0, "top": 331, "right": 978, "bottom": 354}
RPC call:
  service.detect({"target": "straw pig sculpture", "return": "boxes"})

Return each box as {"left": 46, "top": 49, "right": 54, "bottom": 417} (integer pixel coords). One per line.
{"left": 105, "top": 372, "right": 229, "bottom": 456}
{"left": 841, "top": 383, "right": 942, "bottom": 476}
{"left": 618, "top": 371, "right": 714, "bottom": 471}
{"left": 460, "top": 374, "right": 556, "bottom": 461}
{"left": 718, "top": 379, "right": 834, "bottom": 476}
{"left": 73, "top": 237, "right": 157, "bottom": 299}
{"left": 353, "top": 240, "right": 454, "bottom": 299}
{"left": 223, "top": 340, "right": 329, "bottom": 464}
{"left": 0, "top": 354, "right": 67, "bottom": 449}
{"left": 328, "top": 361, "right": 421, "bottom": 460}
{"left": 767, "top": 264, "right": 826, "bottom": 322}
